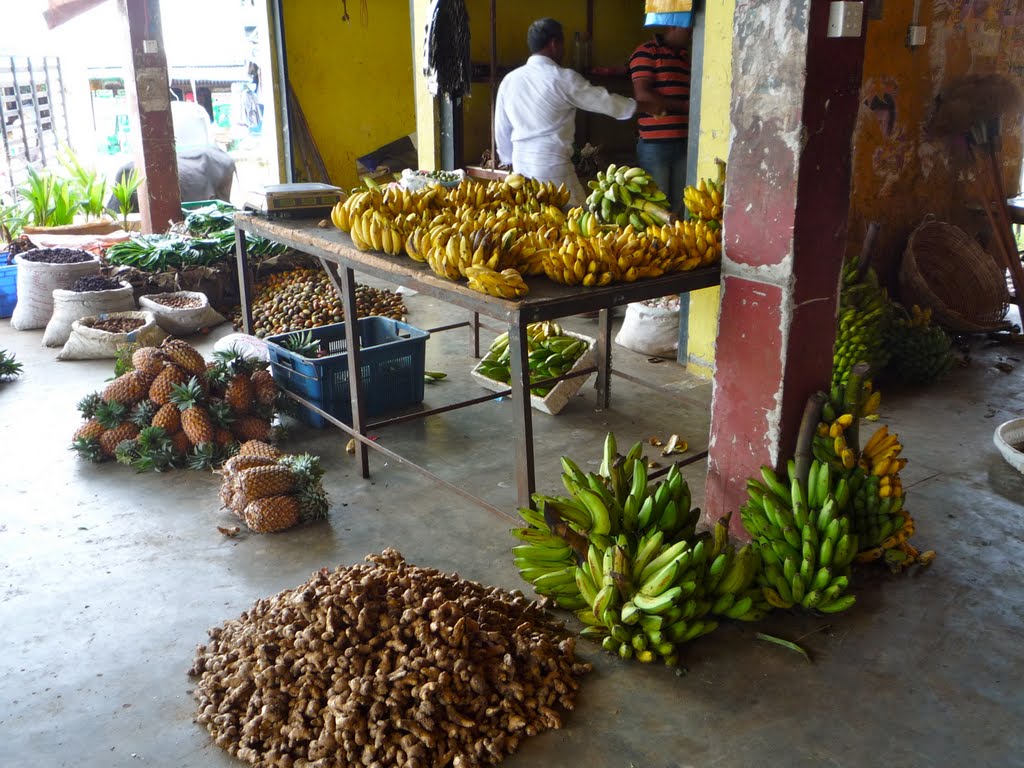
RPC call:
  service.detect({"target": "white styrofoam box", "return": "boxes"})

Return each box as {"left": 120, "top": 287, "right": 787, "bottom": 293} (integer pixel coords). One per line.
{"left": 471, "top": 330, "right": 596, "bottom": 416}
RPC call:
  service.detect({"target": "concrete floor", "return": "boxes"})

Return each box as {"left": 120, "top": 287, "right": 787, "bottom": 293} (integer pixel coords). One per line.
{"left": 1, "top": 289, "right": 1022, "bottom": 768}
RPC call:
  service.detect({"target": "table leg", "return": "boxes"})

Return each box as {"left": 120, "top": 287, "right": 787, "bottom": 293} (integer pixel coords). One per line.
{"left": 471, "top": 311, "right": 481, "bottom": 358}
{"left": 337, "top": 264, "right": 370, "bottom": 478}
{"left": 509, "top": 312, "right": 536, "bottom": 508}
{"left": 596, "top": 307, "right": 612, "bottom": 410}
{"left": 234, "top": 228, "right": 254, "bottom": 334}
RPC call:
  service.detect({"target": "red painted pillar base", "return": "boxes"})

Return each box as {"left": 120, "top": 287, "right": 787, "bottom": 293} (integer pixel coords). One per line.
{"left": 119, "top": 0, "right": 181, "bottom": 234}
{"left": 705, "top": 1, "right": 867, "bottom": 539}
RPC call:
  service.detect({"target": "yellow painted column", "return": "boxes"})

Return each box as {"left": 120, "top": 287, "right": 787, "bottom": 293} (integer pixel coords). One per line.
{"left": 411, "top": 0, "right": 440, "bottom": 171}
{"left": 685, "top": 0, "right": 735, "bottom": 378}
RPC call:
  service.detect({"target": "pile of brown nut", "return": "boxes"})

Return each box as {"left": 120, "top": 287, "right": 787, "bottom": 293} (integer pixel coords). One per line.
{"left": 189, "top": 549, "right": 590, "bottom": 768}
{"left": 149, "top": 293, "right": 204, "bottom": 309}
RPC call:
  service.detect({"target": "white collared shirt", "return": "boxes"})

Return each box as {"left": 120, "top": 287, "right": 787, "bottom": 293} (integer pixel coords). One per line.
{"left": 495, "top": 55, "right": 637, "bottom": 173}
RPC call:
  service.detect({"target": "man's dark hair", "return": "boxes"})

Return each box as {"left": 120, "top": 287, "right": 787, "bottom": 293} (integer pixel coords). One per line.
{"left": 528, "top": 18, "right": 563, "bottom": 53}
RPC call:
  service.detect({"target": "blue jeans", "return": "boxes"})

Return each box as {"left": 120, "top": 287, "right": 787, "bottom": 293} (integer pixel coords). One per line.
{"left": 636, "top": 139, "right": 688, "bottom": 215}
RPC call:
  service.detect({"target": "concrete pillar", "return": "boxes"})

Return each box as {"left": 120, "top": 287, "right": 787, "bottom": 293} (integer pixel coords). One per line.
{"left": 705, "top": 0, "right": 867, "bottom": 537}
{"left": 118, "top": 0, "right": 181, "bottom": 233}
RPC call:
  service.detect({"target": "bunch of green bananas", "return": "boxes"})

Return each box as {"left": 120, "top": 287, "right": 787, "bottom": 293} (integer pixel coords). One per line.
{"left": 810, "top": 381, "right": 931, "bottom": 572}
{"left": 512, "top": 434, "right": 766, "bottom": 665}
{"left": 476, "top": 323, "right": 590, "bottom": 397}
{"left": 585, "top": 164, "right": 672, "bottom": 228}
{"left": 884, "top": 304, "right": 953, "bottom": 385}
{"left": 832, "top": 259, "right": 891, "bottom": 389}
{"left": 741, "top": 460, "right": 858, "bottom": 613}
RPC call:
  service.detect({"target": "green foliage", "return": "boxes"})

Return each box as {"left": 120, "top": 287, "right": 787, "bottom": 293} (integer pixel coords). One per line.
{"left": 17, "top": 166, "right": 81, "bottom": 227}
{"left": 59, "top": 146, "right": 109, "bottom": 221}
{"left": 112, "top": 167, "right": 144, "bottom": 231}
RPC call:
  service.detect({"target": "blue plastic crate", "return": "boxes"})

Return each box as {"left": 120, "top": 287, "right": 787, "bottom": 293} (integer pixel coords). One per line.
{"left": 0, "top": 259, "right": 16, "bottom": 319}
{"left": 266, "top": 317, "right": 430, "bottom": 428}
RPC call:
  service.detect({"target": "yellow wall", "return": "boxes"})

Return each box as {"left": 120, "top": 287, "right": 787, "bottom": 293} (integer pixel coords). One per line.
{"left": 685, "top": 0, "right": 735, "bottom": 378}
{"left": 283, "top": 0, "right": 417, "bottom": 189}
{"left": 846, "top": 1, "right": 1024, "bottom": 286}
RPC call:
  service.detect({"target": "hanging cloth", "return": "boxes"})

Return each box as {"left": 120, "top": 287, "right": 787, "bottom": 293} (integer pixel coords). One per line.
{"left": 423, "top": 0, "right": 472, "bottom": 103}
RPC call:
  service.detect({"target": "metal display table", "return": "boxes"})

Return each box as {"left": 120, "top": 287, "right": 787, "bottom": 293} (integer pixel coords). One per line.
{"left": 234, "top": 213, "right": 721, "bottom": 517}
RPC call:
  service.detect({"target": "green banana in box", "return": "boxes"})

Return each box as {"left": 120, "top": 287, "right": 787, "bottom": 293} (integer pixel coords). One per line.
{"left": 472, "top": 321, "right": 595, "bottom": 415}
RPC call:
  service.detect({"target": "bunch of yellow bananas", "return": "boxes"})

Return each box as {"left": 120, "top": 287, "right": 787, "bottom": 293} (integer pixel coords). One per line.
{"left": 348, "top": 210, "right": 405, "bottom": 256}
{"left": 421, "top": 229, "right": 517, "bottom": 282}
{"left": 682, "top": 178, "right": 724, "bottom": 222}
{"left": 465, "top": 266, "right": 529, "bottom": 299}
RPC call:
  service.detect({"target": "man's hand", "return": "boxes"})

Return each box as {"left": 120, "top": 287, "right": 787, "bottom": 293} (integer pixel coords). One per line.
{"left": 636, "top": 96, "right": 667, "bottom": 119}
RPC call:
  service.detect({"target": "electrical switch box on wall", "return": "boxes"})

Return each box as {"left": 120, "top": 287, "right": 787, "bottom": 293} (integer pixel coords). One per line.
{"left": 827, "top": 1, "right": 864, "bottom": 38}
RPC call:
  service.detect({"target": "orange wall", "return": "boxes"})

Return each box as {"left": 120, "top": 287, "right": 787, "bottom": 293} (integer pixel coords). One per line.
{"left": 847, "top": 1, "right": 1024, "bottom": 287}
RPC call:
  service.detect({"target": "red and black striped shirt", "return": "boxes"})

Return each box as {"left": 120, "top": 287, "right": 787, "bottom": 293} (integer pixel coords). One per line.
{"left": 629, "top": 35, "right": 690, "bottom": 142}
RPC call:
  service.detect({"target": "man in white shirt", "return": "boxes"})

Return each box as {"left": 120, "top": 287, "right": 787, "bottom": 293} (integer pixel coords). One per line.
{"left": 495, "top": 18, "right": 661, "bottom": 207}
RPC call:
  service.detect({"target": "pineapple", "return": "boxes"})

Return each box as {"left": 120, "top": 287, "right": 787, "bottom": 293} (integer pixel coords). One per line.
{"left": 149, "top": 364, "right": 190, "bottom": 406}
{"left": 0, "top": 349, "right": 22, "bottom": 379}
{"left": 74, "top": 419, "right": 105, "bottom": 441}
{"left": 129, "top": 399, "right": 158, "bottom": 428}
{"left": 250, "top": 368, "right": 278, "bottom": 406}
{"left": 102, "top": 371, "right": 148, "bottom": 406}
{"left": 169, "top": 378, "right": 214, "bottom": 446}
{"left": 296, "top": 483, "right": 330, "bottom": 523}
{"left": 224, "top": 373, "right": 256, "bottom": 415}
{"left": 231, "top": 415, "right": 272, "bottom": 443}
{"left": 72, "top": 400, "right": 128, "bottom": 460}
{"left": 98, "top": 422, "right": 140, "bottom": 457}
{"left": 214, "top": 428, "right": 235, "bottom": 448}
{"left": 76, "top": 392, "right": 104, "bottom": 420}
{"left": 222, "top": 454, "right": 279, "bottom": 474}
{"left": 244, "top": 495, "right": 301, "bottom": 533}
{"left": 186, "top": 442, "right": 219, "bottom": 471}
{"left": 234, "top": 465, "right": 299, "bottom": 508}
{"left": 116, "top": 426, "right": 177, "bottom": 472}
{"left": 160, "top": 338, "right": 207, "bottom": 378}
{"left": 169, "top": 431, "right": 192, "bottom": 456}
{"left": 132, "top": 346, "right": 165, "bottom": 375}
{"left": 238, "top": 440, "right": 281, "bottom": 459}
{"left": 151, "top": 402, "right": 181, "bottom": 433}
{"left": 211, "top": 348, "right": 260, "bottom": 414}
{"left": 70, "top": 437, "right": 104, "bottom": 463}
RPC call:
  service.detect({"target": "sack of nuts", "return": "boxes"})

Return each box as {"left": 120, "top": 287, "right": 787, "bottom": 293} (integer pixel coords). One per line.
{"left": 140, "top": 291, "right": 226, "bottom": 336}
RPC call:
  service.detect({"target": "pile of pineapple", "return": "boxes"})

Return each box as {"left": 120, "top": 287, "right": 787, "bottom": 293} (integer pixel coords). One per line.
{"left": 71, "top": 339, "right": 281, "bottom": 471}
{"left": 217, "top": 441, "right": 329, "bottom": 533}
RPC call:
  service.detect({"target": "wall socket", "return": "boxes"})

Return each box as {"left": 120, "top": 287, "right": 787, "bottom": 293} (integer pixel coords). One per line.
{"left": 827, "top": 1, "right": 864, "bottom": 38}
{"left": 906, "top": 25, "right": 927, "bottom": 47}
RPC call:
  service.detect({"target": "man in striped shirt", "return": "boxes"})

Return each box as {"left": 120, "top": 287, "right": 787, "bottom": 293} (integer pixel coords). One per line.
{"left": 629, "top": 22, "right": 692, "bottom": 214}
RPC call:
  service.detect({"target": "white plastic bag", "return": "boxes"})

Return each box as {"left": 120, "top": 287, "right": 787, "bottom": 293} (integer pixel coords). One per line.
{"left": 213, "top": 332, "right": 270, "bottom": 362}
{"left": 57, "top": 311, "right": 166, "bottom": 361}
{"left": 614, "top": 301, "right": 680, "bottom": 357}
{"left": 10, "top": 252, "right": 100, "bottom": 330}
{"left": 42, "top": 282, "right": 136, "bottom": 347}
{"left": 139, "top": 291, "right": 226, "bottom": 336}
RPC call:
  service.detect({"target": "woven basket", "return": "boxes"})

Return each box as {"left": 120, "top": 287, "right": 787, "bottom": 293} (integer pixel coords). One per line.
{"left": 899, "top": 219, "right": 1011, "bottom": 333}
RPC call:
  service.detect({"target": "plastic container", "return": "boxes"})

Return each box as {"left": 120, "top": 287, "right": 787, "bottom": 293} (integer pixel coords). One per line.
{"left": 471, "top": 330, "right": 596, "bottom": 416}
{"left": 0, "top": 259, "right": 15, "bottom": 318}
{"left": 994, "top": 418, "right": 1024, "bottom": 474}
{"left": 266, "top": 317, "right": 430, "bottom": 428}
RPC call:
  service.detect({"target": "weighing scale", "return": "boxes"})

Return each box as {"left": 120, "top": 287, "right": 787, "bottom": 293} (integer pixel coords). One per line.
{"left": 244, "top": 183, "right": 344, "bottom": 219}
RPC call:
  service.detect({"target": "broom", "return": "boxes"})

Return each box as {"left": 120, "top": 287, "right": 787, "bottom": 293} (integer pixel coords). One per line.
{"left": 928, "top": 74, "right": 1024, "bottom": 317}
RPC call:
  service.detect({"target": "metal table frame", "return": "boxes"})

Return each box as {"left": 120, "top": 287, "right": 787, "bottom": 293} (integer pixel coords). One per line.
{"left": 234, "top": 214, "right": 721, "bottom": 518}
